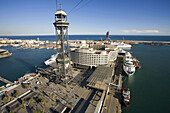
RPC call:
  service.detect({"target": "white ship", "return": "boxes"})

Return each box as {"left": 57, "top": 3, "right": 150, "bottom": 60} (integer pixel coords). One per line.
{"left": 110, "top": 42, "right": 131, "bottom": 50}
{"left": 123, "top": 61, "right": 136, "bottom": 76}
{"left": 118, "top": 48, "right": 126, "bottom": 54}
{"left": 44, "top": 53, "right": 70, "bottom": 68}
{"left": 44, "top": 54, "right": 58, "bottom": 67}
{"left": 69, "top": 42, "right": 77, "bottom": 47}
{"left": 123, "top": 52, "right": 135, "bottom": 76}
{"left": 125, "top": 51, "right": 133, "bottom": 62}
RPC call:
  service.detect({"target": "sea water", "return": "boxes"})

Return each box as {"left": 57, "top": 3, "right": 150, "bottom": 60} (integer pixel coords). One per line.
{"left": 1, "top": 35, "right": 170, "bottom": 41}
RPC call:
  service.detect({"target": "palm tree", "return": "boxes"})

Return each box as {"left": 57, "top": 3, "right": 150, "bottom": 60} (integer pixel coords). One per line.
{"left": 25, "top": 84, "right": 30, "bottom": 89}
{"left": 22, "top": 100, "right": 26, "bottom": 108}
{"left": 13, "top": 90, "right": 20, "bottom": 97}
{"left": 51, "top": 93, "right": 55, "bottom": 99}
{"left": 28, "top": 98, "right": 34, "bottom": 105}
{"left": 39, "top": 87, "right": 44, "bottom": 91}
{"left": 69, "top": 102, "right": 73, "bottom": 108}
{"left": 41, "top": 99, "right": 45, "bottom": 105}
{"left": 33, "top": 109, "right": 42, "bottom": 113}
{"left": 9, "top": 110, "right": 14, "bottom": 113}
{"left": 3, "top": 96, "right": 10, "bottom": 102}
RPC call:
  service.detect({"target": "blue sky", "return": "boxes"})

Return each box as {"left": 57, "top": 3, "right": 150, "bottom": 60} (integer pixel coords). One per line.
{"left": 0, "top": 0, "right": 170, "bottom": 35}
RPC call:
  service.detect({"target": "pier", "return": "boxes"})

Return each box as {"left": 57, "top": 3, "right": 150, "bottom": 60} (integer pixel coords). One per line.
{"left": 0, "top": 76, "right": 13, "bottom": 84}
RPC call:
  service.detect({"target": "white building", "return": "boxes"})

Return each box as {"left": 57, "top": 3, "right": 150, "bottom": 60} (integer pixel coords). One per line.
{"left": 70, "top": 45, "right": 118, "bottom": 68}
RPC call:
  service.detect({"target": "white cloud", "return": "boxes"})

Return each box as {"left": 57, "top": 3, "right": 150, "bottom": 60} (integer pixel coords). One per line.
{"left": 122, "top": 29, "right": 159, "bottom": 34}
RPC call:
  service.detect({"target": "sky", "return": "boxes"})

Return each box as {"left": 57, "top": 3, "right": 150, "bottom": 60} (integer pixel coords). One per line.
{"left": 0, "top": 0, "right": 170, "bottom": 36}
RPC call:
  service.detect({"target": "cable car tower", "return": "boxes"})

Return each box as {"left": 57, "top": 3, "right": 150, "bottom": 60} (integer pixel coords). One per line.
{"left": 53, "top": 2, "right": 70, "bottom": 77}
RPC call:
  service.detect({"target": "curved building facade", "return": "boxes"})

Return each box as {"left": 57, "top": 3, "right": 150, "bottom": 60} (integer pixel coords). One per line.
{"left": 70, "top": 47, "right": 118, "bottom": 68}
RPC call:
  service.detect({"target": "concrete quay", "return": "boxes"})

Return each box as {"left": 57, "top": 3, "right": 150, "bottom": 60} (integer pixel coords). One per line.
{"left": 0, "top": 76, "right": 13, "bottom": 84}
{"left": 69, "top": 39, "right": 170, "bottom": 45}
{"left": 101, "top": 55, "right": 124, "bottom": 113}
{"left": 0, "top": 56, "right": 124, "bottom": 113}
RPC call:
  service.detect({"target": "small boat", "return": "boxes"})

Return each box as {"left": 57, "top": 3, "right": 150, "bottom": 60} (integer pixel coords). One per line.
{"left": 12, "top": 44, "right": 20, "bottom": 47}
{"left": 122, "top": 86, "right": 131, "bottom": 107}
{"left": 0, "top": 49, "right": 12, "bottom": 59}
{"left": 133, "top": 58, "right": 141, "bottom": 69}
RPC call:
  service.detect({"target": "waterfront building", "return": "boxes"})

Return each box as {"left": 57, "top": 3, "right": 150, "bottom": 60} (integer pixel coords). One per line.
{"left": 70, "top": 44, "right": 118, "bottom": 68}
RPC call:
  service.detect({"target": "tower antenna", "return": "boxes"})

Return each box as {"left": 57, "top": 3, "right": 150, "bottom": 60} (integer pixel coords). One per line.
{"left": 56, "top": 0, "right": 57, "bottom": 11}
{"left": 60, "top": 0, "right": 61, "bottom": 10}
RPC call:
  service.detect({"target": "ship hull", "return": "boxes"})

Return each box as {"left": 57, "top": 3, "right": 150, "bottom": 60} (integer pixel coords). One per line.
{"left": 123, "top": 64, "right": 135, "bottom": 77}
{"left": 122, "top": 86, "right": 131, "bottom": 107}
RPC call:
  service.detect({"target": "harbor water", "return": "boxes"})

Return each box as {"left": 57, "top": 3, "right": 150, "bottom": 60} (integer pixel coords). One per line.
{"left": 122, "top": 44, "right": 170, "bottom": 113}
{"left": 0, "top": 35, "right": 170, "bottom": 113}
{"left": 0, "top": 46, "right": 55, "bottom": 85}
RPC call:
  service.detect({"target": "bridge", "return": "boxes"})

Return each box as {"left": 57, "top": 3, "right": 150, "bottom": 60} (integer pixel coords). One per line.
{"left": 0, "top": 76, "right": 13, "bottom": 84}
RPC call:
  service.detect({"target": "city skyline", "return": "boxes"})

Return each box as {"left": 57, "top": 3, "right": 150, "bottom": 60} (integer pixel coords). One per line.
{"left": 0, "top": 0, "right": 170, "bottom": 36}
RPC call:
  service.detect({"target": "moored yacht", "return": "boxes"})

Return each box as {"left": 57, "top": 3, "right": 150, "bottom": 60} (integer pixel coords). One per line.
{"left": 123, "top": 61, "right": 136, "bottom": 76}
{"left": 122, "top": 86, "right": 131, "bottom": 107}
{"left": 0, "top": 49, "right": 12, "bottom": 58}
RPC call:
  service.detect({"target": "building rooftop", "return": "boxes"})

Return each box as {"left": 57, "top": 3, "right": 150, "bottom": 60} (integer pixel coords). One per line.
{"left": 55, "top": 10, "right": 67, "bottom": 16}
{"left": 71, "top": 48, "right": 111, "bottom": 55}
{"left": 87, "top": 67, "right": 113, "bottom": 90}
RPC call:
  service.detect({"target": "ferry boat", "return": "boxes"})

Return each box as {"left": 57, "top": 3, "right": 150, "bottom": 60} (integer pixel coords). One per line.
{"left": 118, "top": 48, "right": 126, "bottom": 55}
{"left": 0, "top": 49, "right": 12, "bottom": 58}
{"left": 122, "top": 86, "right": 131, "bottom": 107}
{"left": 123, "top": 61, "right": 136, "bottom": 76}
{"left": 123, "top": 52, "right": 135, "bottom": 76}
{"left": 133, "top": 58, "right": 141, "bottom": 69}
{"left": 110, "top": 42, "right": 132, "bottom": 50}
{"left": 125, "top": 51, "right": 133, "bottom": 58}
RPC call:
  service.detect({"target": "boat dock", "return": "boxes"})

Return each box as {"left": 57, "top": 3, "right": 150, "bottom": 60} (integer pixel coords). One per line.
{"left": 0, "top": 76, "right": 13, "bottom": 84}
{"left": 102, "top": 55, "right": 123, "bottom": 113}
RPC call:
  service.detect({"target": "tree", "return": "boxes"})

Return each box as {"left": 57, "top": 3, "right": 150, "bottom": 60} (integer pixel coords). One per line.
{"left": 13, "top": 90, "right": 20, "bottom": 97}
{"left": 39, "top": 87, "right": 44, "bottom": 91}
{"left": 25, "top": 84, "right": 30, "bottom": 89}
{"left": 3, "top": 96, "right": 10, "bottom": 102}
{"left": 9, "top": 111, "right": 14, "bottom": 113}
{"left": 69, "top": 102, "right": 73, "bottom": 108}
{"left": 51, "top": 93, "right": 55, "bottom": 99}
{"left": 18, "top": 108, "right": 25, "bottom": 113}
{"left": 34, "top": 109, "right": 42, "bottom": 113}
{"left": 22, "top": 100, "right": 26, "bottom": 107}
{"left": 30, "top": 98, "right": 34, "bottom": 103}
{"left": 45, "top": 103, "right": 48, "bottom": 108}
{"left": 41, "top": 99, "right": 45, "bottom": 105}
